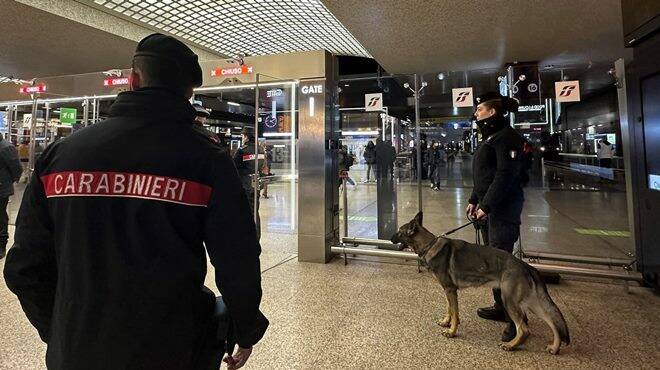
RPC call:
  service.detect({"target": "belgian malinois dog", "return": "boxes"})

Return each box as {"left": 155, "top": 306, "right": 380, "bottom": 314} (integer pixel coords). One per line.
{"left": 391, "top": 212, "right": 570, "bottom": 354}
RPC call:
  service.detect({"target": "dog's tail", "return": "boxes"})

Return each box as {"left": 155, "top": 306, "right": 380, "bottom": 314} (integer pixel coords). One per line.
{"left": 529, "top": 267, "right": 570, "bottom": 345}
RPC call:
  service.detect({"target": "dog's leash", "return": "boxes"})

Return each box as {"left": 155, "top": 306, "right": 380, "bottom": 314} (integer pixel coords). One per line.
{"left": 441, "top": 219, "right": 478, "bottom": 237}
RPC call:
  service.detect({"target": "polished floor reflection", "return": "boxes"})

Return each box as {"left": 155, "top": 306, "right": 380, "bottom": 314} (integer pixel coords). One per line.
{"left": 2, "top": 230, "right": 658, "bottom": 369}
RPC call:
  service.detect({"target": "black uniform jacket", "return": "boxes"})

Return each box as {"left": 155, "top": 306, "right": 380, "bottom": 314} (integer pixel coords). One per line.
{"left": 233, "top": 142, "right": 264, "bottom": 178}
{"left": 3, "top": 88, "right": 267, "bottom": 370}
{"left": 469, "top": 124, "right": 525, "bottom": 215}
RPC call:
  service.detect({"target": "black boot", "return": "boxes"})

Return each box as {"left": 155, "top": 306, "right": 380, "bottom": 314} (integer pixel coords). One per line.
{"left": 0, "top": 245, "right": 6, "bottom": 260}
{"left": 476, "top": 288, "right": 508, "bottom": 322}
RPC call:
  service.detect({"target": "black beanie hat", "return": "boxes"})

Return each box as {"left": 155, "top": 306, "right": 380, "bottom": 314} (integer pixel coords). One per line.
{"left": 474, "top": 92, "right": 519, "bottom": 113}
{"left": 134, "top": 33, "right": 203, "bottom": 88}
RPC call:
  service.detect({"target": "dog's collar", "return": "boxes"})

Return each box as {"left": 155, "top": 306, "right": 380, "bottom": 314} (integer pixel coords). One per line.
{"left": 418, "top": 236, "right": 442, "bottom": 258}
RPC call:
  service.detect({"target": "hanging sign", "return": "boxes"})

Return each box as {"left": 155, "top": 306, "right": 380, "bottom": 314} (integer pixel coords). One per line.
{"left": 60, "top": 108, "right": 77, "bottom": 126}
{"left": 365, "top": 93, "right": 383, "bottom": 111}
{"left": 19, "top": 84, "right": 47, "bottom": 94}
{"left": 555, "top": 80, "right": 581, "bottom": 102}
{"left": 210, "top": 65, "right": 254, "bottom": 77}
{"left": 452, "top": 87, "right": 474, "bottom": 107}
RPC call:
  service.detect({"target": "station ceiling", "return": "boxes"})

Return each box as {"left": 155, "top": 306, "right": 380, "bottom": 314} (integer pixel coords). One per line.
{"left": 80, "top": 0, "right": 370, "bottom": 59}
{"left": 322, "top": 0, "right": 631, "bottom": 74}
{"left": 0, "top": 0, "right": 136, "bottom": 80}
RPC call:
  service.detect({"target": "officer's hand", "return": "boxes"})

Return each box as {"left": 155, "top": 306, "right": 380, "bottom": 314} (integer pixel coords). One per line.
{"left": 466, "top": 204, "right": 477, "bottom": 219}
{"left": 475, "top": 208, "right": 487, "bottom": 220}
{"left": 223, "top": 347, "right": 252, "bottom": 370}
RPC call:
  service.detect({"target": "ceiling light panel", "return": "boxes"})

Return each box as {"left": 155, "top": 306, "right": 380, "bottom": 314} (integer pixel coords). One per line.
{"left": 88, "top": 0, "right": 371, "bottom": 58}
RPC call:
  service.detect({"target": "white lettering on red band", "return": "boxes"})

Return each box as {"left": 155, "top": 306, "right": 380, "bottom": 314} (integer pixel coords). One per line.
{"left": 41, "top": 171, "right": 212, "bottom": 207}
{"left": 242, "top": 154, "right": 265, "bottom": 161}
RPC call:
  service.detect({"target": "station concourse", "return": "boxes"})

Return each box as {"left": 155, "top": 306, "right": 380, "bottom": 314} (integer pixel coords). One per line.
{"left": 1, "top": 0, "right": 660, "bottom": 369}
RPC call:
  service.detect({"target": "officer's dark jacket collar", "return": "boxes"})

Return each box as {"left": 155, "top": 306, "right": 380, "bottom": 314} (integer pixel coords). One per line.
{"left": 109, "top": 87, "right": 196, "bottom": 124}
{"left": 477, "top": 114, "right": 508, "bottom": 140}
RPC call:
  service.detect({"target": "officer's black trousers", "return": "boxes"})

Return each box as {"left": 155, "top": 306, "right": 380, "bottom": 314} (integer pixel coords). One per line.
{"left": 479, "top": 201, "right": 523, "bottom": 310}
{"left": 0, "top": 197, "right": 9, "bottom": 248}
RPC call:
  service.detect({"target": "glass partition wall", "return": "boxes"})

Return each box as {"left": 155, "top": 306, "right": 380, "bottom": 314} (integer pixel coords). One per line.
{"left": 336, "top": 62, "right": 635, "bottom": 274}
{"left": 0, "top": 74, "right": 300, "bottom": 238}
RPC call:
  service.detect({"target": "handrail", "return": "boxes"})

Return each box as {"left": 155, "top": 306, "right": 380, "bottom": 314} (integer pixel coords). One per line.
{"left": 558, "top": 153, "right": 623, "bottom": 159}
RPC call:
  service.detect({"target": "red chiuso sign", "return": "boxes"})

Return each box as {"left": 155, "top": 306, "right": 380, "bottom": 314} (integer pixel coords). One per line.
{"left": 41, "top": 171, "right": 212, "bottom": 207}
{"left": 211, "top": 65, "right": 254, "bottom": 77}
{"left": 103, "top": 77, "right": 130, "bottom": 86}
{"left": 19, "top": 84, "right": 47, "bottom": 94}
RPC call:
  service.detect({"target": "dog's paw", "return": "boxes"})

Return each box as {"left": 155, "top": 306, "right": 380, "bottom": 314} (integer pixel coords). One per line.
{"left": 545, "top": 345, "right": 560, "bottom": 355}
{"left": 436, "top": 319, "right": 451, "bottom": 328}
{"left": 441, "top": 330, "right": 456, "bottom": 338}
{"left": 500, "top": 343, "right": 515, "bottom": 352}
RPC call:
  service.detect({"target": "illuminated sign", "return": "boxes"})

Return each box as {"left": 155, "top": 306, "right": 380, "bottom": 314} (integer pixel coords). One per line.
{"left": 19, "top": 84, "right": 47, "bottom": 94}
{"left": 211, "top": 65, "right": 254, "bottom": 77}
{"left": 103, "top": 77, "right": 130, "bottom": 86}
{"left": 518, "top": 105, "right": 544, "bottom": 112}
{"left": 267, "top": 89, "right": 283, "bottom": 98}
{"left": 301, "top": 85, "right": 323, "bottom": 94}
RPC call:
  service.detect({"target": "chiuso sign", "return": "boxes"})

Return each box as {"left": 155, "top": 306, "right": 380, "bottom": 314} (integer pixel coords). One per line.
{"left": 19, "top": 84, "right": 47, "bottom": 94}
{"left": 211, "top": 65, "right": 254, "bottom": 77}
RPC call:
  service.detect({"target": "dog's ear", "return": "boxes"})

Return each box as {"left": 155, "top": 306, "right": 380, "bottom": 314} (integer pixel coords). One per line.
{"left": 414, "top": 211, "right": 423, "bottom": 226}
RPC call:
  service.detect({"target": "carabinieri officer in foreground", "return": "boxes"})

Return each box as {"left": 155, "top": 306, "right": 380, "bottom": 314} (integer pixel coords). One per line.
{"left": 4, "top": 34, "right": 267, "bottom": 370}
{"left": 466, "top": 92, "right": 526, "bottom": 344}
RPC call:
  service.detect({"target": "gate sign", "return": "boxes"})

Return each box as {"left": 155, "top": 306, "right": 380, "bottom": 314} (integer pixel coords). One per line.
{"left": 60, "top": 108, "right": 77, "bottom": 126}
{"left": 452, "top": 87, "right": 474, "bottom": 107}
{"left": 555, "top": 80, "right": 581, "bottom": 102}
{"left": 365, "top": 93, "right": 383, "bottom": 112}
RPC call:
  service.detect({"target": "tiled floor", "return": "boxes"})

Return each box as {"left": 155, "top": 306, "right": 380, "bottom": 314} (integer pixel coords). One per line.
{"left": 2, "top": 227, "right": 659, "bottom": 369}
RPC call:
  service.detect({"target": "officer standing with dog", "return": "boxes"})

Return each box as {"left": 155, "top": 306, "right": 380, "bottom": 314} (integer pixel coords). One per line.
{"left": 4, "top": 34, "right": 267, "bottom": 370}
{"left": 233, "top": 127, "right": 265, "bottom": 241}
{"left": 466, "top": 92, "right": 525, "bottom": 343}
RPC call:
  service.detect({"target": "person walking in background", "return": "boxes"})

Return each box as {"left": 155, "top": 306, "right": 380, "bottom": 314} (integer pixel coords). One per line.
{"left": 260, "top": 144, "right": 272, "bottom": 199}
{"left": 0, "top": 134, "right": 22, "bottom": 259}
{"left": 597, "top": 139, "right": 614, "bottom": 168}
{"left": 338, "top": 145, "right": 357, "bottom": 187}
{"left": 427, "top": 141, "right": 438, "bottom": 188}
{"left": 363, "top": 140, "right": 376, "bottom": 183}
{"left": 17, "top": 139, "right": 29, "bottom": 183}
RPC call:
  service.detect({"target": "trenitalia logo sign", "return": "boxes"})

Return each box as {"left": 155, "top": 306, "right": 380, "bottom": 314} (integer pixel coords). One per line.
{"left": 555, "top": 80, "right": 581, "bottom": 102}
{"left": 211, "top": 65, "right": 254, "bottom": 77}
{"left": 19, "top": 84, "right": 47, "bottom": 94}
{"left": 364, "top": 93, "right": 383, "bottom": 111}
{"left": 455, "top": 92, "right": 470, "bottom": 103}
{"left": 452, "top": 87, "right": 474, "bottom": 107}
{"left": 559, "top": 85, "right": 576, "bottom": 97}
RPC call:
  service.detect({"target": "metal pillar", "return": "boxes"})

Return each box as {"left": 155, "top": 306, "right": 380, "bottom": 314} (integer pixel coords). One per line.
{"left": 254, "top": 74, "right": 260, "bottom": 225}
{"left": 414, "top": 74, "right": 422, "bottom": 212}
{"left": 82, "top": 98, "right": 89, "bottom": 127}
{"left": 615, "top": 58, "right": 638, "bottom": 260}
{"left": 342, "top": 177, "right": 348, "bottom": 237}
{"left": 28, "top": 97, "right": 37, "bottom": 172}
